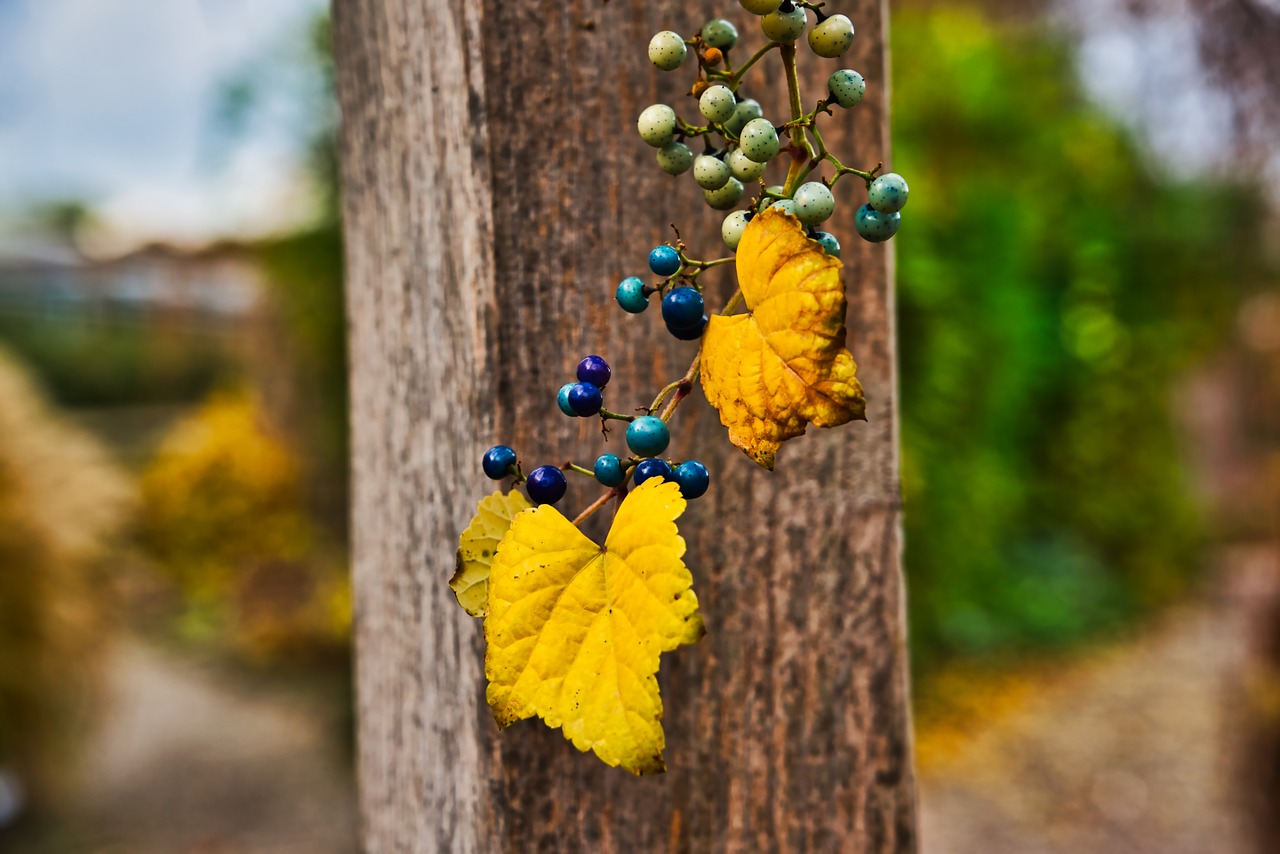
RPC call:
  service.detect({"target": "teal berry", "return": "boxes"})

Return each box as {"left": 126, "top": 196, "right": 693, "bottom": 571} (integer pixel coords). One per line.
{"left": 672, "top": 460, "right": 710, "bottom": 499}
{"left": 482, "top": 445, "right": 518, "bottom": 480}
{"left": 593, "top": 454, "right": 627, "bottom": 488}
{"left": 855, "top": 203, "right": 900, "bottom": 243}
{"left": 656, "top": 141, "right": 694, "bottom": 175}
{"left": 693, "top": 154, "right": 732, "bottom": 191}
{"left": 627, "top": 416, "right": 671, "bottom": 457}
{"left": 615, "top": 276, "right": 649, "bottom": 313}
{"left": 793, "top": 181, "right": 835, "bottom": 225}
{"left": 633, "top": 458, "right": 674, "bottom": 487}
{"left": 649, "top": 245, "right": 681, "bottom": 277}
{"left": 648, "top": 31, "right": 687, "bottom": 71}
{"left": 699, "top": 84, "right": 737, "bottom": 124}
{"left": 701, "top": 18, "right": 738, "bottom": 50}
{"left": 739, "top": 0, "right": 783, "bottom": 16}
{"left": 828, "top": 69, "right": 866, "bottom": 108}
{"left": 727, "top": 147, "right": 767, "bottom": 181}
{"left": 724, "top": 98, "right": 762, "bottom": 136}
{"left": 525, "top": 465, "right": 568, "bottom": 505}
{"left": 704, "top": 177, "right": 744, "bottom": 210}
{"left": 812, "top": 230, "right": 841, "bottom": 258}
{"left": 761, "top": 5, "right": 806, "bottom": 42}
{"left": 868, "top": 173, "right": 909, "bottom": 214}
{"left": 808, "top": 13, "right": 854, "bottom": 58}
{"left": 637, "top": 104, "right": 677, "bottom": 147}
{"left": 722, "top": 210, "right": 752, "bottom": 251}
{"left": 739, "top": 118, "right": 780, "bottom": 163}
{"left": 557, "top": 382, "right": 579, "bottom": 416}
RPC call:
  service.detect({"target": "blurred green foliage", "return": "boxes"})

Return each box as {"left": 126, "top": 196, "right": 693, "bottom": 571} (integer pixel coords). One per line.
{"left": 892, "top": 7, "right": 1269, "bottom": 672}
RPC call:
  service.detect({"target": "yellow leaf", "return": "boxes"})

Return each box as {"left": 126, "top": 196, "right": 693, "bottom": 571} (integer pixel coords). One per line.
{"left": 451, "top": 490, "right": 532, "bottom": 617}
{"left": 484, "top": 479, "right": 704, "bottom": 775}
{"left": 700, "top": 208, "right": 866, "bottom": 469}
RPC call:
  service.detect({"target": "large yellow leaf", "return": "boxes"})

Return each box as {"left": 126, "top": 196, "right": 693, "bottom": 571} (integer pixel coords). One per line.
{"left": 484, "top": 479, "right": 704, "bottom": 775}
{"left": 700, "top": 208, "right": 866, "bottom": 469}
{"left": 451, "top": 490, "right": 532, "bottom": 617}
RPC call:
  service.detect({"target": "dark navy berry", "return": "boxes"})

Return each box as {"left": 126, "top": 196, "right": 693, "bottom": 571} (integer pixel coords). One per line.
{"left": 648, "top": 245, "right": 681, "bottom": 277}
{"left": 482, "top": 445, "right": 518, "bottom": 480}
{"left": 626, "top": 416, "right": 670, "bottom": 457}
{"left": 567, "top": 382, "right": 603, "bottom": 416}
{"left": 593, "top": 453, "right": 627, "bottom": 487}
{"left": 667, "top": 315, "right": 708, "bottom": 341}
{"left": 577, "top": 355, "right": 611, "bottom": 388}
{"left": 615, "top": 276, "right": 649, "bottom": 314}
{"left": 557, "top": 383, "right": 578, "bottom": 417}
{"left": 525, "top": 465, "right": 568, "bottom": 505}
{"left": 662, "top": 287, "right": 705, "bottom": 329}
{"left": 672, "top": 460, "right": 710, "bottom": 499}
{"left": 634, "top": 458, "right": 674, "bottom": 487}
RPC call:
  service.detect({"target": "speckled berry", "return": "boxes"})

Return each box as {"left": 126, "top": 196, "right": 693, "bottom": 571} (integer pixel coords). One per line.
{"left": 627, "top": 416, "right": 671, "bottom": 457}
{"left": 724, "top": 98, "right": 763, "bottom": 136}
{"left": 482, "top": 445, "right": 517, "bottom": 480}
{"left": 593, "top": 453, "right": 627, "bottom": 487}
{"left": 667, "top": 315, "right": 708, "bottom": 341}
{"left": 557, "top": 383, "right": 578, "bottom": 416}
{"left": 739, "top": 0, "right": 783, "bottom": 16}
{"left": 704, "top": 177, "right": 744, "bottom": 210}
{"left": 637, "top": 104, "right": 677, "bottom": 148}
{"left": 568, "top": 382, "right": 603, "bottom": 417}
{"left": 868, "top": 172, "right": 909, "bottom": 214}
{"left": 633, "top": 458, "right": 674, "bottom": 487}
{"left": 649, "top": 245, "right": 682, "bottom": 277}
{"left": 808, "top": 13, "right": 854, "bottom": 58}
{"left": 648, "top": 31, "right": 687, "bottom": 71}
{"left": 793, "top": 181, "right": 835, "bottom": 225}
{"left": 699, "top": 84, "right": 737, "bottom": 124}
{"left": 693, "top": 154, "right": 732, "bottom": 191}
{"left": 770, "top": 198, "right": 797, "bottom": 216}
{"left": 576, "top": 354, "right": 611, "bottom": 388}
{"left": 672, "top": 460, "right": 710, "bottom": 499}
{"left": 812, "top": 230, "right": 841, "bottom": 258}
{"left": 739, "top": 118, "right": 780, "bottom": 163}
{"left": 700, "top": 18, "right": 738, "bottom": 49}
{"left": 656, "top": 141, "right": 694, "bottom": 175}
{"left": 662, "top": 287, "right": 705, "bottom": 329}
{"left": 761, "top": 6, "right": 806, "bottom": 42}
{"left": 525, "top": 465, "right": 567, "bottom": 505}
{"left": 828, "top": 69, "right": 866, "bottom": 108}
{"left": 722, "top": 210, "right": 752, "bottom": 251}
{"left": 615, "top": 276, "right": 649, "bottom": 313}
{"left": 727, "top": 147, "right": 767, "bottom": 181}
{"left": 855, "top": 203, "right": 901, "bottom": 243}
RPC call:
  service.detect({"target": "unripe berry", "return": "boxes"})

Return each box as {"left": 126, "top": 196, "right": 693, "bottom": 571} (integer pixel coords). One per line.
{"left": 868, "top": 172, "right": 910, "bottom": 214}
{"left": 557, "top": 383, "right": 578, "bottom": 416}
{"left": 828, "top": 69, "right": 866, "bottom": 108}
{"left": 593, "top": 454, "right": 627, "bottom": 487}
{"left": 693, "top": 154, "right": 732, "bottom": 191}
{"left": 727, "top": 147, "right": 767, "bottom": 181}
{"left": 855, "top": 203, "right": 901, "bottom": 243}
{"left": 637, "top": 104, "right": 677, "bottom": 148}
{"left": 739, "top": 118, "right": 780, "bottom": 163}
{"left": 793, "top": 181, "right": 835, "bottom": 225}
{"left": 724, "top": 98, "right": 763, "bottom": 136}
{"left": 808, "top": 14, "right": 854, "bottom": 58}
{"left": 525, "top": 465, "right": 567, "bottom": 505}
{"left": 702, "top": 47, "right": 724, "bottom": 67}
{"left": 649, "top": 245, "right": 682, "bottom": 276}
{"left": 634, "top": 458, "right": 674, "bottom": 487}
{"left": 615, "top": 276, "right": 649, "bottom": 313}
{"left": 761, "top": 6, "right": 806, "bottom": 43}
{"left": 627, "top": 416, "right": 671, "bottom": 457}
{"left": 770, "top": 198, "right": 797, "bottom": 216}
{"left": 722, "top": 210, "right": 752, "bottom": 251}
{"left": 482, "top": 445, "right": 517, "bottom": 480}
{"left": 704, "top": 177, "right": 744, "bottom": 210}
{"left": 812, "top": 230, "right": 841, "bottom": 258}
{"left": 699, "top": 84, "right": 737, "bottom": 124}
{"left": 701, "top": 18, "right": 739, "bottom": 50}
{"left": 656, "top": 141, "right": 694, "bottom": 175}
{"left": 672, "top": 460, "right": 710, "bottom": 499}
{"left": 739, "top": 0, "right": 783, "bottom": 17}
{"left": 648, "top": 31, "right": 687, "bottom": 71}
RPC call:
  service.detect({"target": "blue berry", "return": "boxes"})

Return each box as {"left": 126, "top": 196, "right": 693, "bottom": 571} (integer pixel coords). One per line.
{"left": 648, "top": 245, "right": 681, "bottom": 277}
{"left": 855, "top": 203, "right": 901, "bottom": 243}
{"left": 868, "top": 173, "right": 909, "bottom": 214}
{"left": 616, "top": 276, "right": 649, "bottom": 313}
{"left": 662, "top": 287, "right": 705, "bottom": 329}
{"left": 667, "top": 315, "right": 708, "bottom": 340}
{"left": 525, "top": 465, "right": 567, "bottom": 505}
{"left": 627, "top": 416, "right": 671, "bottom": 457}
{"left": 482, "top": 445, "right": 517, "bottom": 480}
{"left": 812, "top": 230, "right": 841, "bottom": 258}
{"left": 577, "top": 354, "right": 611, "bottom": 388}
{"left": 634, "top": 458, "right": 674, "bottom": 487}
{"left": 557, "top": 383, "right": 578, "bottom": 416}
{"left": 567, "top": 382, "right": 603, "bottom": 416}
{"left": 672, "top": 460, "right": 710, "bottom": 498}
{"left": 593, "top": 453, "right": 627, "bottom": 487}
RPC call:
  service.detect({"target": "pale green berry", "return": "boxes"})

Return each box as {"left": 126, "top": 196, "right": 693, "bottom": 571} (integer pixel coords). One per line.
{"left": 739, "top": 0, "right": 783, "bottom": 16}
{"left": 793, "top": 181, "right": 835, "bottom": 225}
{"left": 761, "top": 6, "right": 806, "bottom": 42}
{"left": 812, "top": 230, "right": 841, "bottom": 257}
{"left": 828, "top": 69, "right": 866, "bottom": 108}
{"left": 739, "top": 118, "right": 780, "bottom": 163}
{"left": 701, "top": 18, "right": 738, "bottom": 49}
{"left": 722, "top": 210, "right": 752, "bottom": 251}
{"left": 648, "top": 31, "right": 687, "bottom": 71}
{"left": 724, "top": 98, "right": 763, "bottom": 136}
{"left": 637, "top": 104, "right": 677, "bottom": 147}
{"left": 704, "top": 177, "right": 745, "bottom": 210}
{"left": 808, "top": 14, "right": 854, "bottom": 58}
{"left": 771, "top": 198, "right": 797, "bottom": 216}
{"left": 656, "top": 141, "right": 694, "bottom": 175}
{"left": 693, "top": 154, "right": 732, "bottom": 191}
{"left": 699, "top": 85, "right": 737, "bottom": 124}
{"left": 766, "top": 184, "right": 785, "bottom": 196}
{"left": 868, "top": 172, "right": 910, "bottom": 213}
{"left": 728, "top": 147, "right": 767, "bottom": 181}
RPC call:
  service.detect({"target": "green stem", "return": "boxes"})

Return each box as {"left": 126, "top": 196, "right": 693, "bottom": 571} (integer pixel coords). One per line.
{"left": 598, "top": 407, "right": 635, "bottom": 422}
{"left": 729, "top": 42, "right": 779, "bottom": 88}
{"left": 562, "top": 462, "right": 595, "bottom": 478}
{"left": 779, "top": 43, "right": 812, "bottom": 195}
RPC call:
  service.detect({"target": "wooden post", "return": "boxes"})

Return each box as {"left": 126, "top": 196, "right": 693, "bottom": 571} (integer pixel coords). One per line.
{"left": 333, "top": 0, "right": 916, "bottom": 849}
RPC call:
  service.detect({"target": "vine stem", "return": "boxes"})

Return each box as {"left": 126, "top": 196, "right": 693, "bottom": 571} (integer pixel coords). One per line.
{"left": 572, "top": 486, "right": 624, "bottom": 526}
{"left": 729, "top": 42, "right": 779, "bottom": 88}
{"left": 779, "top": 43, "right": 812, "bottom": 196}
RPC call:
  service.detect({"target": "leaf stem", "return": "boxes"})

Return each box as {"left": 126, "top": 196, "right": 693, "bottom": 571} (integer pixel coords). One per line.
{"left": 572, "top": 485, "right": 624, "bottom": 526}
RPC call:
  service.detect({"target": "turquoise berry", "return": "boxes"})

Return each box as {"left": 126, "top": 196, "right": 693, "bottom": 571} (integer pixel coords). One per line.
{"left": 672, "top": 460, "right": 710, "bottom": 499}
{"left": 699, "top": 84, "right": 737, "bottom": 124}
{"left": 868, "top": 173, "right": 909, "bottom": 214}
{"left": 693, "top": 154, "right": 732, "bottom": 191}
{"left": 634, "top": 458, "right": 674, "bottom": 487}
{"left": 482, "top": 445, "right": 517, "bottom": 480}
{"left": 828, "top": 69, "right": 865, "bottom": 108}
{"left": 808, "top": 13, "right": 854, "bottom": 58}
{"left": 812, "top": 230, "right": 841, "bottom": 257}
{"left": 649, "top": 245, "right": 681, "bottom": 277}
{"left": 637, "top": 104, "right": 677, "bottom": 147}
{"left": 761, "top": 5, "right": 806, "bottom": 42}
{"left": 627, "top": 416, "right": 671, "bottom": 457}
{"left": 701, "top": 19, "right": 738, "bottom": 50}
{"left": 648, "top": 31, "right": 687, "bottom": 71}
{"left": 724, "top": 98, "right": 762, "bottom": 135}
{"left": 557, "top": 382, "right": 579, "bottom": 416}
{"left": 727, "top": 147, "right": 767, "bottom": 181}
{"left": 722, "top": 210, "right": 752, "bottom": 251}
{"left": 656, "top": 141, "right": 694, "bottom": 175}
{"left": 567, "top": 381, "right": 603, "bottom": 417}
{"left": 739, "top": 118, "right": 780, "bottom": 163}
{"left": 576, "top": 354, "right": 611, "bottom": 388}
{"left": 704, "top": 177, "right": 744, "bottom": 210}
{"left": 593, "top": 453, "right": 627, "bottom": 487}
{"left": 525, "top": 465, "right": 567, "bottom": 505}
{"left": 855, "top": 203, "right": 901, "bottom": 243}
{"left": 793, "top": 181, "right": 835, "bottom": 225}
{"left": 615, "top": 276, "right": 649, "bottom": 313}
